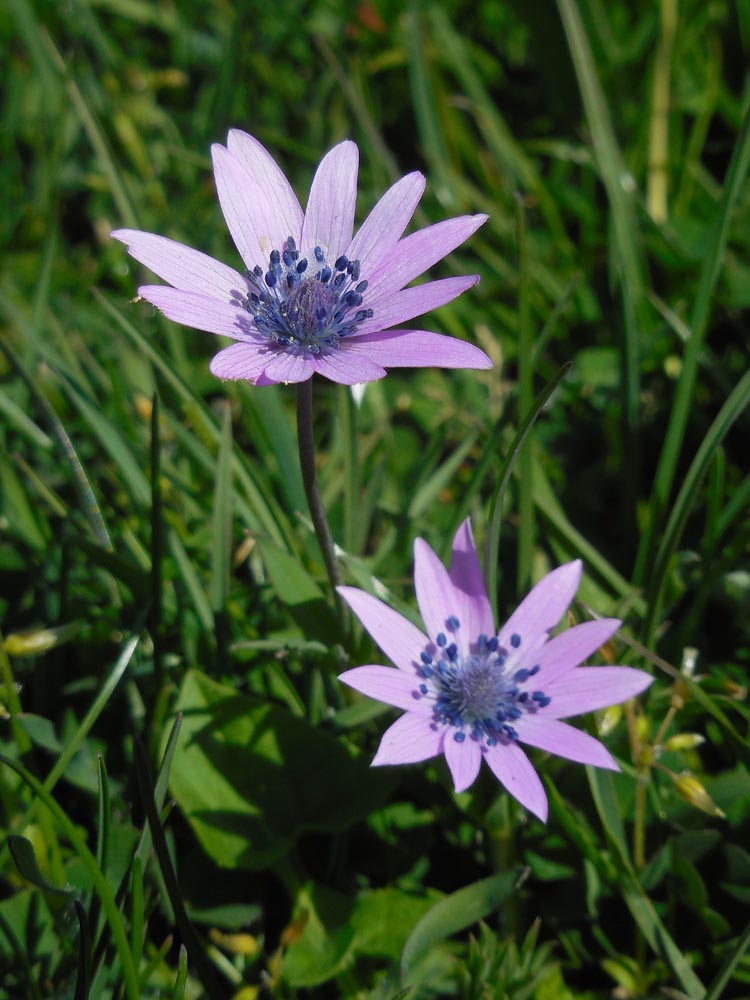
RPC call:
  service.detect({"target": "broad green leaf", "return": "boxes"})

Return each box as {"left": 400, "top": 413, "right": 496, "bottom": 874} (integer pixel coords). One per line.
{"left": 400, "top": 869, "right": 520, "bottom": 982}
{"left": 282, "top": 883, "right": 357, "bottom": 988}
{"left": 259, "top": 538, "right": 338, "bottom": 642}
{"left": 168, "top": 670, "right": 396, "bottom": 869}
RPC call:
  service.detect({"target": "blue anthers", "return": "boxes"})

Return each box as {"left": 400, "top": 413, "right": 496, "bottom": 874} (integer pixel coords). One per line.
{"left": 422, "top": 622, "right": 551, "bottom": 747}
{"left": 243, "top": 237, "right": 373, "bottom": 354}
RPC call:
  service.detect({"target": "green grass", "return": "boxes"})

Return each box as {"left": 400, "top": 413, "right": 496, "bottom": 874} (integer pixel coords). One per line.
{"left": 1, "top": 0, "right": 749, "bottom": 997}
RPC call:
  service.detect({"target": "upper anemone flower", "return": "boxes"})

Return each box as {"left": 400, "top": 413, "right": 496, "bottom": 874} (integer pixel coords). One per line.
{"left": 338, "top": 521, "right": 652, "bottom": 821}
{"left": 112, "top": 131, "right": 492, "bottom": 386}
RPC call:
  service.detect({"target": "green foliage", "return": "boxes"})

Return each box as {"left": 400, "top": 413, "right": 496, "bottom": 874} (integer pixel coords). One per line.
{"left": 2, "top": 0, "right": 749, "bottom": 995}
{"left": 454, "top": 919, "right": 557, "bottom": 1000}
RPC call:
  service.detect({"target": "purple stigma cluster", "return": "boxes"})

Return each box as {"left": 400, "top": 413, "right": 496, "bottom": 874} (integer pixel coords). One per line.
{"left": 415, "top": 617, "right": 551, "bottom": 749}
{"left": 242, "top": 236, "right": 374, "bottom": 354}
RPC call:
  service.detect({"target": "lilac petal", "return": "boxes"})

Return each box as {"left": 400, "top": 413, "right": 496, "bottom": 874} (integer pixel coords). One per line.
{"left": 356, "top": 275, "right": 480, "bottom": 336}
{"left": 498, "top": 561, "right": 582, "bottom": 654}
{"left": 484, "top": 742, "right": 548, "bottom": 821}
{"left": 444, "top": 734, "right": 483, "bottom": 792}
{"left": 225, "top": 130, "right": 304, "bottom": 249}
{"left": 338, "top": 586, "right": 429, "bottom": 674}
{"left": 372, "top": 713, "right": 443, "bottom": 766}
{"left": 209, "top": 343, "right": 273, "bottom": 382}
{"left": 528, "top": 618, "right": 621, "bottom": 687}
{"left": 343, "top": 330, "right": 492, "bottom": 370}
{"left": 313, "top": 351, "right": 386, "bottom": 385}
{"left": 137, "top": 286, "right": 259, "bottom": 341}
{"left": 339, "top": 666, "right": 433, "bottom": 714}
{"left": 448, "top": 519, "right": 495, "bottom": 648}
{"left": 212, "top": 144, "right": 299, "bottom": 273}
{"left": 514, "top": 715, "right": 619, "bottom": 771}
{"left": 413, "top": 537, "right": 462, "bottom": 645}
{"left": 301, "top": 140, "right": 359, "bottom": 261}
{"left": 366, "top": 215, "right": 488, "bottom": 299}
{"left": 111, "top": 229, "right": 248, "bottom": 303}
{"left": 346, "top": 171, "right": 426, "bottom": 273}
{"left": 541, "top": 666, "right": 653, "bottom": 719}
{"left": 254, "top": 351, "right": 315, "bottom": 385}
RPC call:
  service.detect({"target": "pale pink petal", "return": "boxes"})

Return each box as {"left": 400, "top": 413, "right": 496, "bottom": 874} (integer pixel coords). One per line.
{"left": 444, "top": 735, "right": 483, "bottom": 792}
{"left": 137, "top": 286, "right": 259, "bottom": 341}
{"left": 255, "top": 351, "right": 315, "bottom": 385}
{"left": 514, "top": 715, "right": 619, "bottom": 770}
{"left": 338, "top": 586, "right": 429, "bottom": 673}
{"left": 343, "top": 330, "right": 492, "bottom": 370}
{"left": 112, "top": 229, "right": 248, "bottom": 303}
{"left": 313, "top": 351, "right": 386, "bottom": 385}
{"left": 413, "top": 538, "right": 461, "bottom": 644}
{"left": 498, "top": 561, "right": 582, "bottom": 655}
{"left": 301, "top": 140, "right": 359, "bottom": 260}
{"left": 213, "top": 144, "right": 299, "bottom": 273}
{"left": 346, "top": 172, "right": 426, "bottom": 273}
{"left": 540, "top": 666, "right": 653, "bottom": 719}
{"left": 225, "top": 130, "right": 304, "bottom": 249}
{"left": 210, "top": 342, "right": 274, "bottom": 382}
{"left": 372, "top": 713, "right": 443, "bottom": 766}
{"left": 527, "top": 618, "right": 622, "bottom": 686}
{"left": 484, "top": 742, "right": 548, "bottom": 821}
{"left": 448, "top": 520, "right": 495, "bottom": 647}
{"left": 366, "top": 215, "right": 488, "bottom": 298}
{"left": 356, "top": 276, "right": 480, "bottom": 335}
{"left": 338, "top": 666, "right": 433, "bottom": 714}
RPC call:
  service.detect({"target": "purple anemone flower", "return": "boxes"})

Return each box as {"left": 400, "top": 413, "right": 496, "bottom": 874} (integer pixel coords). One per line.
{"left": 338, "top": 520, "right": 652, "bottom": 821}
{"left": 112, "top": 131, "right": 492, "bottom": 386}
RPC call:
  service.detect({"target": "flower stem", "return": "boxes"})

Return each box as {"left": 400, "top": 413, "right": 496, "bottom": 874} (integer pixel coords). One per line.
{"left": 296, "top": 380, "right": 345, "bottom": 620}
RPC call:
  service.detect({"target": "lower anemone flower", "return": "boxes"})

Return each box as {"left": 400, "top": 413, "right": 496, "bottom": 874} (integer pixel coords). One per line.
{"left": 112, "top": 130, "right": 492, "bottom": 386}
{"left": 338, "top": 521, "right": 652, "bottom": 821}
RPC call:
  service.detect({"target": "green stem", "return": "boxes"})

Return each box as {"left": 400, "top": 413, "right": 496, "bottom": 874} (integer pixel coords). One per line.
{"left": 296, "top": 380, "right": 345, "bottom": 620}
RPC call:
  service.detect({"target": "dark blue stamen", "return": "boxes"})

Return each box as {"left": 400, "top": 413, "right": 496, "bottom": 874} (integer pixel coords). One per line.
{"left": 422, "top": 619, "right": 551, "bottom": 748}
{"left": 242, "top": 241, "right": 374, "bottom": 354}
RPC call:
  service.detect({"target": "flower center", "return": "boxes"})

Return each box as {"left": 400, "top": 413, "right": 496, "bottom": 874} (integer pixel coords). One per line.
{"left": 416, "top": 618, "right": 551, "bottom": 747}
{"left": 242, "top": 237, "right": 373, "bottom": 354}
